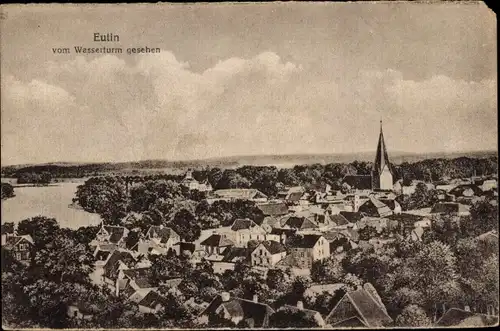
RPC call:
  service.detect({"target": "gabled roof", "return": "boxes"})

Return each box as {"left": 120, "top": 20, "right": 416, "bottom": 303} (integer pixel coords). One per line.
{"left": 326, "top": 284, "right": 393, "bottom": 327}
{"left": 146, "top": 226, "right": 178, "bottom": 243}
{"left": 287, "top": 234, "right": 323, "bottom": 249}
{"left": 306, "top": 182, "right": 330, "bottom": 193}
{"left": 257, "top": 203, "right": 288, "bottom": 216}
{"left": 2, "top": 234, "right": 34, "bottom": 249}
{"left": 201, "top": 294, "right": 275, "bottom": 327}
{"left": 284, "top": 216, "right": 318, "bottom": 230}
{"left": 103, "top": 250, "right": 136, "bottom": 279}
{"left": 213, "top": 189, "right": 267, "bottom": 200}
{"left": 231, "top": 218, "right": 260, "bottom": 231}
{"left": 200, "top": 234, "right": 234, "bottom": 247}
{"left": 331, "top": 316, "right": 367, "bottom": 327}
{"left": 221, "top": 246, "right": 249, "bottom": 263}
{"left": 339, "top": 211, "right": 364, "bottom": 223}
{"left": 359, "top": 197, "right": 393, "bottom": 217}
{"left": 378, "top": 199, "right": 400, "bottom": 211}
{"left": 256, "top": 240, "right": 286, "bottom": 255}
{"left": 387, "top": 213, "right": 427, "bottom": 225}
{"left": 329, "top": 214, "right": 350, "bottom": 226}
{"left": 138, "top": 291, "right": 166, "bottom": 309}
{"left": 103, "top": 226, "right": 127, "bottom": 244}
{"left": 436, "top": 308, "right": 498, "bottom": 327}
{"left": 342, "top": 175, "right": 372, "bottom": 190}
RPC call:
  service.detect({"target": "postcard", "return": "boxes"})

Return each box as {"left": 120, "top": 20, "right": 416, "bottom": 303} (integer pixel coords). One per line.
{"left": 1, "top": 2, "right": 498, "bottom": 329}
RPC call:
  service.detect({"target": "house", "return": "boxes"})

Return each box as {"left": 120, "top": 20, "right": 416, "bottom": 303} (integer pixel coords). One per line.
{"left": 325, "top": 283, "right": 393, "bottom": 327}
{"left": 230, "top": 219, "right": 267, "bottom": 247}
{"left": 481, "top": 179, "right": 497, "bottom": 192}
{"left": 199, "top": 292, "right": 275, "bottom": 327}
{"left": 180, "top": 169, "right": 212, "bottom": 192}
{"left": 329, "top": 214, "right": 352, "bottom": 228}
{"left": 1, "top": 233, "right": 34, "bottom": 264}
{"left": 206, "top": 246, "right": 249, "bottom": 274}
{"left": 101, "top": 249, "right": 136, "bottom": 291}
{"left": 91, "top": 224, "right": 129, "bottom": 248}
{"left": 357, "top": 197, "right": 393, "bottom": 218}
{"left": 387, "top": 213, "right": 432, "bottom": 230}
{"left": 138, "top": 290, "right": 167, "bottom": 314}
{"left": 435, "top": 307, "right": 498, "bottom": 327}
{"left": 250, "top": 240, "right": 287, "bottom": 267}
{"left": 282, "top": 216, "right": 319, "bottom": 231}
{"left": 265, "top": 228, "right": 297, "bottom": 244}
{"left": 210, "top": 189, "right": 268, "bottom": 202}
{"left": 257, "top": 202, "right": 289, "bottom": 217}
{"left": 430, "top": 202, "right": 470, "bottom": 216}
{"left": 276, "top": 301, "right": 325, "bottom": 327}
{"left": 283, "top": 234, "right": 330, "bottom": 269}
{"left": 306, "top": 182, "right": 332, "bottom": 194}
{"left": 200, "top": 233, "right": 235, "bottom": 256}
{"left": 339, "top": 211, "right": 364, "bottom": 224}
{"left": 137, "top": 225, "right": 180, "bottom": 255}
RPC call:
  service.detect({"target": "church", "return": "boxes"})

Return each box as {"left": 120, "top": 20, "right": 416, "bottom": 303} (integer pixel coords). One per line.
{"left": 342, "top": 121, "right": 394, "bottom": 192}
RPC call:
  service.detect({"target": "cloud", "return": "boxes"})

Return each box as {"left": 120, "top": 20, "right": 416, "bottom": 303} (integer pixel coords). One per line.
{"left": 1, "top": 51, "right": 496, "bottom": 165}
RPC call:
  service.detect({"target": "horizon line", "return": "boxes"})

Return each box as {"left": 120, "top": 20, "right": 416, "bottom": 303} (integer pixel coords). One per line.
{"left": 1, "top": 148, "right": 497, "bottom": 169}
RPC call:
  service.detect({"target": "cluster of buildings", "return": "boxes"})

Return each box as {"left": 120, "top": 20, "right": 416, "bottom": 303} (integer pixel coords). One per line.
{"left": 2, "top": 122, "right": 498, "bottom": 328}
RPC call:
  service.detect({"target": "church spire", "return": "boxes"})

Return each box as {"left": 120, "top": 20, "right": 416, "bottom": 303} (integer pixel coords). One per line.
{"left": 374, "top": 120, "right": 390, "bottom": 173}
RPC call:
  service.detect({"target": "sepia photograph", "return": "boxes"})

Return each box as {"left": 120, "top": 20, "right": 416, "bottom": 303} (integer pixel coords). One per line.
{"left": 0, "top": 2, "right": 498, "bottom": 329}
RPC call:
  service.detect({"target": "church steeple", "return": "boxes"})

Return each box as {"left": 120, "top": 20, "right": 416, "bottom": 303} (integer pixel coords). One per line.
{"left": 371, "top": 120, "right": 393, "bottom": 191}
{"left": 374, "top": 120, "right": 390, "bottom": 173}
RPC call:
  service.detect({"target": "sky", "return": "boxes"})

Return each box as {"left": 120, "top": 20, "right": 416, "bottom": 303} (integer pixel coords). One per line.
{"left": 1, "top": 3, "right": 497, "bottom": 165}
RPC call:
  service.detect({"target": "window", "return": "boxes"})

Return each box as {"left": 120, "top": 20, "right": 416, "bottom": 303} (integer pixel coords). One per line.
{"left": 15, "top": 252, "right": 22, "bottom": 260}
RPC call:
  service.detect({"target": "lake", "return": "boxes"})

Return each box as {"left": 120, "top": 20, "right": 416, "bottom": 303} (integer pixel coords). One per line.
{"left": 1, "top": 182, "right": 102, "bottom": 229}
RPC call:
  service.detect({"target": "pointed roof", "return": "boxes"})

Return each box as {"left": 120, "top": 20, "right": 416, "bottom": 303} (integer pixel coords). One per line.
{"left": 373, "top": 120, "right": 391, "bottom": 173}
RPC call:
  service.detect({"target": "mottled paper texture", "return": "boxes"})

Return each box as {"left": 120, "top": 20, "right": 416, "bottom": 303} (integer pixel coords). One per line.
{"left": 1, "top": 2, "right": 498, "bottom": 330}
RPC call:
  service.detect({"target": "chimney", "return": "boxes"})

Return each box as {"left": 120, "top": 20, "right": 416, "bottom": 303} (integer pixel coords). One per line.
{"left": 296, "top": 301, "right": 304, "bottom": 310}
{"left": 221, "top": 292, "right": 230, "bottom": 302}
{"left": 253, "top": 294, "right": 258, "bottom": 303}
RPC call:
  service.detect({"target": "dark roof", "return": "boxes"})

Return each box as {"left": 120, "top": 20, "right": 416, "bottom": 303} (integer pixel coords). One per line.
{"left": 287, "top": 192, "right": 304, "bottom": 202}
{"left": 346, "top": 287, "right": 393, "bottom": 327}
{"left": 103, "top": 226, "right": 127, "bottom": 244}
{"left": 231, "top": 219, "right": 260, "bottom": 231}
{"left": 122, "top": 268, "right": 157, "bottom": 288}
{"left": 339, "top": 211, "right": 364, "bottom": 223}
{"left": 139, "top": 291, "right": 166, "bottom": 309}
{"left": 436, "top": 308, "right": 498, "bottom": 327}
{"left": 95, "top": 250, "right": 111, "bottom": 261}
{"left": 359, "top": 198, "right": 393, "bottom": 217}
{"left": 121, "top": 283, "right": 137, "bottom": 299}
{"left": 342, "top": 175, "right": 372, "bottom": 190}
{"left": 222, "top": 247, "right": 249, "bottom": 263}
{"left": 373, "top": 124, "right": 391, "bottom": 174}
{"left": 258, "top": 240, "right": 286, "bottom": 255}
{"left": 103, "top": 250, "right": 136, "bottom": 279}
{"left": 146, "top": 226, "right": 178, "bottom": 243}
{"left": 287, "top": 234, "right": 323, "bottom": 249}
{"left": 257, "top": 203, "right": 288, "bottom": 216}
{"left": 387, "top": 213, "right": 427, "bottom": 224}
{"left": 200, "top": 234, "right": 234, "bottom": 247}
{"left": 284, "top": 216, "right": 318, "bottom": 230}
{"left": 202, "top": 294, "right": 275, "bottom": 327}
{"left": 329, "top": 214, "right": 350, "bottom": 226}
{"left": 173, "top": 241, "right": 196, "bottom": 253}
{"left": 378, "top": 199, "right": 399, "bottom": 211}
{"left": 431, "top": 202, "right": 468, "bottom": 214}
